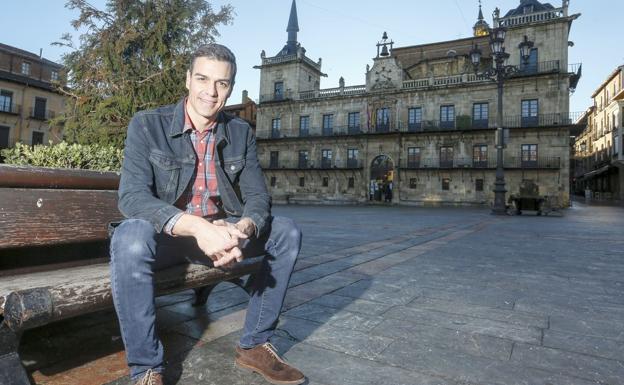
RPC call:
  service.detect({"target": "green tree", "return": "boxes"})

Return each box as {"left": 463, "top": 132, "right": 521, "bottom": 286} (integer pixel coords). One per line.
{"left": 55, "top": 0, "right": 233, "bottom": 147}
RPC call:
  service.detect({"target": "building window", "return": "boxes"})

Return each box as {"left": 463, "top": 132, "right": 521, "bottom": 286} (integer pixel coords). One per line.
{"left": 269, "top": 151, "right": 279, "bottom": 168}
{"left": 347, "top": 148, "right": 359, "bottom": 168}
{"left": 32, "top": 131, "right": 44, "bottom": 146}
{"left": 521, "top": 144, "right": 538, "bottom": 167}
{"left": 321, "top": 149, "right": 332, "bottom": 168}
{"left": 322, "top": 114, "right": 334, "bottom": 135}
{"left": 21, "top": 62, "right": 31, "bottom": 75}
{"left": 0, "top": 90, "right": 13, "bottom": 113}
{"left": 440, "top": 105, "right": 455, "bottom": 129}
{"left": 520, "top": 48, "right": 538, "bottom": 74}
{"left": 51, "top": 70, "right": 59, "bottom": 82}
{"left": 475, "top": 179, "right": 484, "bottom": 192}
{"left": 407, "top": 147, "right": 421, "bottom": 168}
{"left": 348, "top": 112, "right": 360, "bottom": 134}
{"left": 299, "top": 116, "right": 310, "bottom": 137}
{"left": 440, "top": 146, "right": 454, "bottom": 168}
{"left": 0, "top": 125, "right": 10, "bottom": 150}
{"left": 298, "top": 150, "right": 309, "bottom": 168}
{"left": 409, "top": 178, "right": 417, "bottom": 189}
{"left": 472, "top": 103, "right": 489, "bottom": 128}
{"left": 32, "top": 97, "right": 47, "bottom": 120}
{"left": 348, "top": 177, "right": 355, "bottom": 188}
{"left": 322, "top": 177, "right": 329, "bottom": 187}
{"left": 408, "top": 107, "right": 422, "bottom": 131}
{"left": 473, "top": 145, "right": 488, "bottom": 167}
{"left": 376, "top": 107, "right": 390, "bottom": 132}
{"left": 521, "top": 99, "right": 539, "bottom": 127}
{"left": 299, "top": 177, "right": 305, "bottom": 187}
{"left": 270, "top": 176, "right": 276, "bottom": 187}
{"left": 271, "top": 118, "right": 281, "bottom": 138}
{"left": 274, "top": 82, "right": 284, "bottom": 100}
{"left": 442, "top": 178, "right": 450, "bottom": 191}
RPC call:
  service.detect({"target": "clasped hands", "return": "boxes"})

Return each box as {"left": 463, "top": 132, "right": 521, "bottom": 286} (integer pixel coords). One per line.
{"left": 192, "top": 217, "right": 255, "bottom": 268}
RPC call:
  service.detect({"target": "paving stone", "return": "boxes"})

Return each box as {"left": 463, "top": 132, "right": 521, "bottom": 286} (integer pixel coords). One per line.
{"left": 283, "top": 273, "right": 363, "bottom": 309}
{"left": 308, "top": 293, "right": 395, "bottom": 315}
{"left": 407, "top": 297, "right": 548, "bottom": 328}
{"left": 549, "top": 314, "right": 624, "bottom": 340}
{"left": 378, "top": 339, "right": 598, "bottom": 385}
{"left": 510, "top": 342, "right": 624, "bottom": 384}
{"left": 370, "top": 317, "right": 513, "bottom": 361}
{"left": 284, "top": 302, "right": 385, "bottom": 332}
{"left": 172, "top": 307, "right": 247, "bottom": 343}
{"left": 283, "top": 341, "right": 467, "bottom": 385}
{"left": 543, "top": 329, "right": 624, "bottom": 361}
{"left": 384, "top": 306, "right": 542, "bottom": 344}
{"left": 276, "top": 316, "right": 395, "bottom": 361}
{"left": 417, "top": 287, "right": 517, "bottom": 310}
{"left": 331, "top": 280, "right": 419, "bottom": 306}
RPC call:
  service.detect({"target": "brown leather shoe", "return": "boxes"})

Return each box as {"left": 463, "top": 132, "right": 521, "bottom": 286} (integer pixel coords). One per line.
{"left": 134, "top": 369, "right": 164, "bottom": 385}
{"left": 235, "top": 343, "right": 305, "bottom": 384}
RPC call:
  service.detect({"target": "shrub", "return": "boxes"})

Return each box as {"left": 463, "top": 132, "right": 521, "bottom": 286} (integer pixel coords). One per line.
{"left": 0, "top": 141, "right": 123, "bottom": 171}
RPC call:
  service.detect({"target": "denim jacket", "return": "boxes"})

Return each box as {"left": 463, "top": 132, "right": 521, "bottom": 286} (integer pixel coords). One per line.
{"left": 118, "top": 98, "right": 271, "bottom": 237}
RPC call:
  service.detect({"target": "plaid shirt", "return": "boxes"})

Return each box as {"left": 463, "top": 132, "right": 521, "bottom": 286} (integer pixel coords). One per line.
{"left": 164, "top": 100, "right": 222, "bottom": 234}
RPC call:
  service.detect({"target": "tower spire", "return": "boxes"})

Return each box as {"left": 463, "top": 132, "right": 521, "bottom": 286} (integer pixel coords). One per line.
{"left": 287, "top": 0, "right": 299, "bottom": 45}
{"left": 473, "top": 0, "right": 490, "bottom": 37}
{"left": 478, "top": 0, "right": 484, "bottom": 21}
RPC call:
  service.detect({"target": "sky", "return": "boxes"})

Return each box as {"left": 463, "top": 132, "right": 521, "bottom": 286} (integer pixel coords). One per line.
{"left": 2, "top": 0, "right": 623, "bottom": 113}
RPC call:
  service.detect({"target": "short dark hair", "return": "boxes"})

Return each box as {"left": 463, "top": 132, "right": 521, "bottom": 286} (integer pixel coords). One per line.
{"left": 189, "top": 43, "right": 237, "bottom": 83}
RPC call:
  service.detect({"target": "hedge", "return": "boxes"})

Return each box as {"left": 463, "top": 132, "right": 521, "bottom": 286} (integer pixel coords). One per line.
{"left": 0, "top": 141, "right": 123, "bottom": 172}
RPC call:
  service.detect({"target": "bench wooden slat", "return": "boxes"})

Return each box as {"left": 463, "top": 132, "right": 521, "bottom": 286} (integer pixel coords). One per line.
{"left": 0, "top": 188, "right": 122, "bottom": 249}
{"left": 1, "top": 256, "right": 263, "bottom": 330}
{"left": 0, "top": 165, "right": 119, "bottom": 190}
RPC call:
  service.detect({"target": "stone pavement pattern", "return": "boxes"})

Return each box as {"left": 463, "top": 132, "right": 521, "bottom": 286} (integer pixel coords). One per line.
{"left": 21, "top": 203, "right": 624, "bottom": 385}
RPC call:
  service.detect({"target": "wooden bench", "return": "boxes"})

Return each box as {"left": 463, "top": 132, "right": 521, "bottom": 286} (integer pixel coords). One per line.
{"left": 0, "top": 165, "right": 263, "bottom": 385}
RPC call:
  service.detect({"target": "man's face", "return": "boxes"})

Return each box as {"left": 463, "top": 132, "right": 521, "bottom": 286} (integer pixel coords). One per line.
{"left": 186, "top": 57, "right": 234, "bottom": 123}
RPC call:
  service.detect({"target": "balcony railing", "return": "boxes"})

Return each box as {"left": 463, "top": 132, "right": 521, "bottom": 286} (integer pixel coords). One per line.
{"left": 0, "top": 103, "right": 20, "bottom": 115}
{"left": 400, "top": 157, "right": 560, "bottom": 169}
{"left": 400, "top": 158, "right": 496, "bottom": 169}
{"left": 258, "top": 112, "right": 584, "bottom": 139}
{"left": 299, "top": 85, "right": 367, "bottom": 100}
{"left": 30, "top": 108, "right": 55, "bottom": 120}
{"left": 512, "top": 60, "right": 560, "bottom": 77}
{"left": 262, "top": 159, "right": 363, "bottom": 170}
{"left": 503, "top": 113, "right": 577, "bottom": 128}
{"left": 505, "top": 157, "right": 561, "bottom": 169}
{"left": 260, "top": 90, "right": 292, "bottom": 103}
{"left": 497, "top": 6, "right": 566, "bottom": 27}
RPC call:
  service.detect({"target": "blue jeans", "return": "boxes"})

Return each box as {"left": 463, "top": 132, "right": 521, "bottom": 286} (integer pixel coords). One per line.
{"left": 109, "top": 216, "right": 302, "bottom": 380}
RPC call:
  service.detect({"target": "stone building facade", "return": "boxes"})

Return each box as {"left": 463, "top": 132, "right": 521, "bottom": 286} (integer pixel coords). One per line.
{"left": 223, "top": 90, "right": 257, "bottom": 129}
{"left": 0, "top": 43, "right": 66, "bottom": 151}
{"left": 255, "top": 0, "right": 581, "bottom": 207}
{"left": 572, "top": 66, "right": 624, "bottom": 201}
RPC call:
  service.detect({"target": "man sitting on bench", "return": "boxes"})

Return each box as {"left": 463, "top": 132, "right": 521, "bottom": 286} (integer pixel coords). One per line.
{"left": 110, "top": 43, "right": 305, "bottom": 385}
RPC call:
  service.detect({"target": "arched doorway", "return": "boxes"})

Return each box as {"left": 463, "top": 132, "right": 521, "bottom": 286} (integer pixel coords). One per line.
{"left": 370, "top": 155, "right": 394, "bottom": 202}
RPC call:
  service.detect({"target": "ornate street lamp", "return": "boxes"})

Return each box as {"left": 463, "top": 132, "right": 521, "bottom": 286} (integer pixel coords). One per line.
{"left": 470, "top": 27, "right": 533, "bottom": 215}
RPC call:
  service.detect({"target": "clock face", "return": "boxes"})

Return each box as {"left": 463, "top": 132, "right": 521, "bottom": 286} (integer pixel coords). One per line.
{"left": 372, "top": 64, "right": 396, "bottom": 89}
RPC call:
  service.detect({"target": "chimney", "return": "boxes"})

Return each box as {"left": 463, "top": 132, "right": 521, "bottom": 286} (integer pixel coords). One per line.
{"left": 242, "top": 90, "right": 250, "bottom": 103}
{"left": 39, "top": 48, "right": 43, "bottom": 59}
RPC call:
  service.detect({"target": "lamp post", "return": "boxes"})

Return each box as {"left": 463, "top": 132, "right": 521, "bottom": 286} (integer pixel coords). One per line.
{"left": 470, "top": 28, "right": 533, "bottom": 215}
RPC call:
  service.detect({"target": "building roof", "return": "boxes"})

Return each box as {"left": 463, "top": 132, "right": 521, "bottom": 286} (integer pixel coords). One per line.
{"left": 590, "top": 65, "right": 624, "bottom": 98}
{"left": 287, "top": 0, "right": 299, "bottom": 33}
{"left": 0, "top": 42, "right": 63, "bottom": 69}
{"left": 277, "top": 0, "right": 300, "bottom": 57}
{"left": 392, "top": 35, "right": 491, "bottom": 66}
{"left": 503, "top": 0, "right": 556, "bottom": 18}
